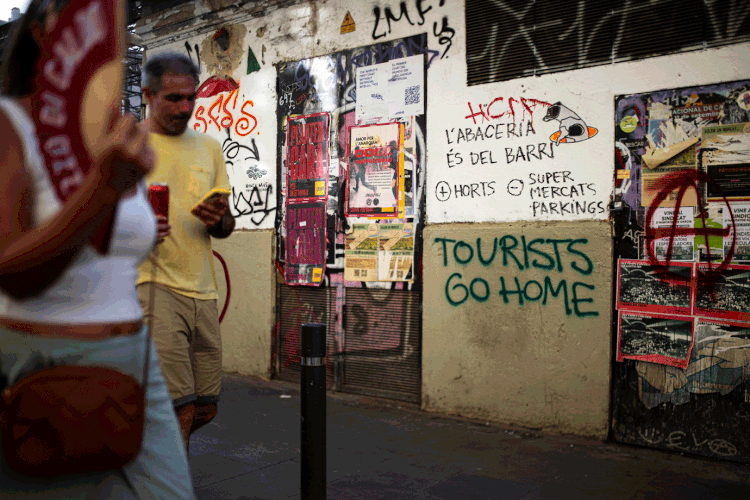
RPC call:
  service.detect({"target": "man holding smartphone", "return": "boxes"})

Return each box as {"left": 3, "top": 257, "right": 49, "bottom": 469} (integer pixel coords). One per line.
{"left": 136, "top": 53, "right": 234, "bottom": 452}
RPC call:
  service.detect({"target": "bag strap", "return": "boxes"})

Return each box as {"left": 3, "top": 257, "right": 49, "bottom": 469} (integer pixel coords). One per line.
{"left": 142, "top": 244, "right": 161, "bottom": 388}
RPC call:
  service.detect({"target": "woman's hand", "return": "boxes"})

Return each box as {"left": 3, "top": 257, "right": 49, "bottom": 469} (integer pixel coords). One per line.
{"left": 98, "top": 109, "right": 154, "bottom": 195}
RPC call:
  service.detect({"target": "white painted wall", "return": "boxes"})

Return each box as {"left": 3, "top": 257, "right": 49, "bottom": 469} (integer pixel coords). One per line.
{"left": 136, "top": 1, "right": 750, "bottom": 424}
{"left": 140, "top": 0, "right": 750, "bottom": 227}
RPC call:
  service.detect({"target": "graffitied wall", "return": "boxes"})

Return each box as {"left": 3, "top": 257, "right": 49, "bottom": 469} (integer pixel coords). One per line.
{"left": 144, "top": 22, "right": 277, "bottom": 230}
{"left": 423, "top": 222, "right": 612, "bottom": 436}
{"left": 136, "top": 0, "right": 750, "bottom": 441}
{"left": 429, "top": 89, "right": 612, "bottom": 222}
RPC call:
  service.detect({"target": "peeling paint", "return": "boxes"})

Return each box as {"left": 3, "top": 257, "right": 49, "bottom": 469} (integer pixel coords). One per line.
{"left": 152, "top": 3, "right": 196, "bottom": 32}
{"left": 308, "top": 1, "right": 318, "bottom": 36}
{"left": 257, "top": 25, "right": 267, "bottom": 38}
{"left": 200, "top": 23, "right": 248, "bottom": 77}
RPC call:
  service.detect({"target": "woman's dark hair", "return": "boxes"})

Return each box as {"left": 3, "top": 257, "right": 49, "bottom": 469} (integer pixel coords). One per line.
{"left": 142, "top": 53, "right": 199, "bottom": 92}
{"left": 0, "top": 0, "right": 70, "bottom": 96}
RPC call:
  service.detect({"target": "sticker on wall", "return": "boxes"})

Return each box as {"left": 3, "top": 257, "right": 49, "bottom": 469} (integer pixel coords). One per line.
{"left": 544, "top": 102, "right": 598, "bottom": 144}
{"left": 247, "top": 46, "right": 260, "bottom": 74}
{"left": 620, "top": 115, "right": 638, "bottom": 134}
{"left": 341, "top": 11, "right": 355, "bottom": 34}
{"left": 737, "top": 90, "right": 750, "bottom": 111}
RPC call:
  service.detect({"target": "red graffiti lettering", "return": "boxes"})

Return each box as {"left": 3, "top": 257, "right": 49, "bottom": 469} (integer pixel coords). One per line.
{"left": 193, "top": 90, "right": 258, "bottom": 137}
{"left": 465, "top": 97, "right": 551, "bottom": 125}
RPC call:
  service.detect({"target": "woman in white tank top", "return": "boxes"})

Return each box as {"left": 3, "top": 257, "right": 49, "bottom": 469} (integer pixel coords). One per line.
{"left": 0, "top": 1, "right": 194, "bottom": 498}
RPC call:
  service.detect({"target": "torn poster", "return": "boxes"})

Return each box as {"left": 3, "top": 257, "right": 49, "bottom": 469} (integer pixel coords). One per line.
{"left": 377, "top": 223, "right": 414, "bottom": 282}
{"left": 344, "top": 223, "right": 378, "bottom": 282}
{"left": 725, "top": 203, "right": 750, "bottom": 262}
{"left": 403, "top": 116, "right": 417, "bottom": 218}
{"left": 652, "top": 207, "right": 695, "bottom": 262}
{"left": 617, "top": 259, "right": 692, "bottom": 315}
{"left": 695, "top": 203, "right": 725, "bottom": 262}
{"left": 641, "top": 143, "right": 698, "bottom": 208}
{"left": 286, "top": 113, "right": 329, "bottom": 202}
{"left": 285, "top": 201, "right": 326, "bottom": 286}
{"left": 617, "top": 311, "right": 695, "bottom": 369}
{"left": 701, "top": 122, "right": 750, "bottom": 201}
{"left": 693, "top": 263, "right": 750, "bottom": 321}
{"left": 635, "top": 316, "right": 750, "bottom": 409}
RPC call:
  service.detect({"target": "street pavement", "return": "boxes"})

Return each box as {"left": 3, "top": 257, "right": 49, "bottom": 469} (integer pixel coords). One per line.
{"left": 188, "top": 374, "right": 750, "bottom": 499}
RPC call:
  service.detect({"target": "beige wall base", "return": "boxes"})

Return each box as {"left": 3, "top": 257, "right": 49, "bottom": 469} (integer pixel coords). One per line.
{"left": 213, "top": 230, "right": 275, "bottom": 379}
{"left": 423, "top": 221, "right": 612, "bottom": 438}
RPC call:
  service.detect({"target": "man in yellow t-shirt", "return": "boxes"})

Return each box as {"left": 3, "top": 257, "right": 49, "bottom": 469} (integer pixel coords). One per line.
{"left": 137, "top": 53, "right": 234, "bottom": 451}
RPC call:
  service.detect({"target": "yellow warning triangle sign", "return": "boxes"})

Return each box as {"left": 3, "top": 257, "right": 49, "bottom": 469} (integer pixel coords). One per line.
{"left": 341, "top": 11, "right": 356, "bottom": 34}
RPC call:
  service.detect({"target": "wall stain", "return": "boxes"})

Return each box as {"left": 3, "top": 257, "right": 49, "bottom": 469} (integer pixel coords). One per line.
{"left": 201, "top": 23, "right": 248, "bottom": 77}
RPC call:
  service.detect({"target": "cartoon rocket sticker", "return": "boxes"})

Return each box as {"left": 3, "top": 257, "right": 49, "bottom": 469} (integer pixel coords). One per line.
{"left": 544, "top": 102, "right": 598, "bottom": 144}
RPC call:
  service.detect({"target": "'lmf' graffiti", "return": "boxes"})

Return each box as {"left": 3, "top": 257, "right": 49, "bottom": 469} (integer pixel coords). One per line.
{"left": 435, "top": 236, "right": 598, "bottom": 318}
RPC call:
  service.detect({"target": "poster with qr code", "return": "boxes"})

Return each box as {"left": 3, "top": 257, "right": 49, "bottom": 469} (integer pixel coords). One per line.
{"left": 355, "top": 55, "right": 424, "bottom": 124}
{"left": 345, "top": 224, "right": 378, "bottom": 282}
{"left": 377, "top": 223, "right": 414, "bottom": 281}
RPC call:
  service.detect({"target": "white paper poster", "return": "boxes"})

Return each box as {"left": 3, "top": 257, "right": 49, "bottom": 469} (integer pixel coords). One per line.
{"left": 653, "top": 207, "right": 695, "bottom": 261}
{"left": 356, "top": 55, "right": 424, "bottom": 123}
{"left": 725, "top": 203, "right": 750, "bottom": 262}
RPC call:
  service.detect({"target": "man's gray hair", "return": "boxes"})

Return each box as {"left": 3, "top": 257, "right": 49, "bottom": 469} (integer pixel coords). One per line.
{"left": 142, "top": 52, "right": 199, "bottom": 92}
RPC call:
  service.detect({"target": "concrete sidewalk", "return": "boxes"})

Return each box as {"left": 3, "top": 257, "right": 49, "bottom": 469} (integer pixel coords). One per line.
{"left": 188, "top": 374, "right": 750, "bottom": 499}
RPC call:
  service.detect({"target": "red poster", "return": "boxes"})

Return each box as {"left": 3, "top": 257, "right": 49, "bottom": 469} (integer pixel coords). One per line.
{"left": 286, "top": 113, "right": 329, "bottom": 202}
{"left": 617, "top": 311, "right": 695, "bottom": 369}
{"left": 285, "top": 201, "right": 326, "bottom": 286}
{"left": 616, "top": 259, "right": 692, "bottom": 315}
{"left": 692, "top": 263, "right": 750, "bottom": 321}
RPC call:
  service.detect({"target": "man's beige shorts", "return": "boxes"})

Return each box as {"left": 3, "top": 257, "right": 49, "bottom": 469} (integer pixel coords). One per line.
{"left": 138, "top": 283, "right": 222, "bottom": 408}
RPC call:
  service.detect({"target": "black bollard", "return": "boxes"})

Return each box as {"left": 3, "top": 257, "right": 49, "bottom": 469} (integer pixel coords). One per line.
{"left": 301, "top": 323, "right": 326, "bottom": 500}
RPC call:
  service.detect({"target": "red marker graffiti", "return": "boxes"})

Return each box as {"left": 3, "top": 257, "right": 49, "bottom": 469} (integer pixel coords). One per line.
{"left": 645, "top": 169, "right": 736, "bottom": 286}
{"left": 465, "top": 97, "right": 551, "bottom": 125}
{"left": 194, "top": 89, "right": 258, "bottom": 137}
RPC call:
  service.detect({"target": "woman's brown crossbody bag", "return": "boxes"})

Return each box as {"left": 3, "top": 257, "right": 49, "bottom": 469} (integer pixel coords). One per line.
{"left": 0, "top": 353, "right": 149, "bottom": 477}
{"left": 0, "top": 261, "right": 158, "bottom": 477}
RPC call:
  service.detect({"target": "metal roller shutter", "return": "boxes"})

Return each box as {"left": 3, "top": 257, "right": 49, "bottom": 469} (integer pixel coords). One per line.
{"left": 466, "top": 0, "right": 749, "bottom": 86}
{"left": 341, "top": 288, "right": 421, "bottom": 403}
{"left": 277, "top": 284, "right": 336, "bottom": 389}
